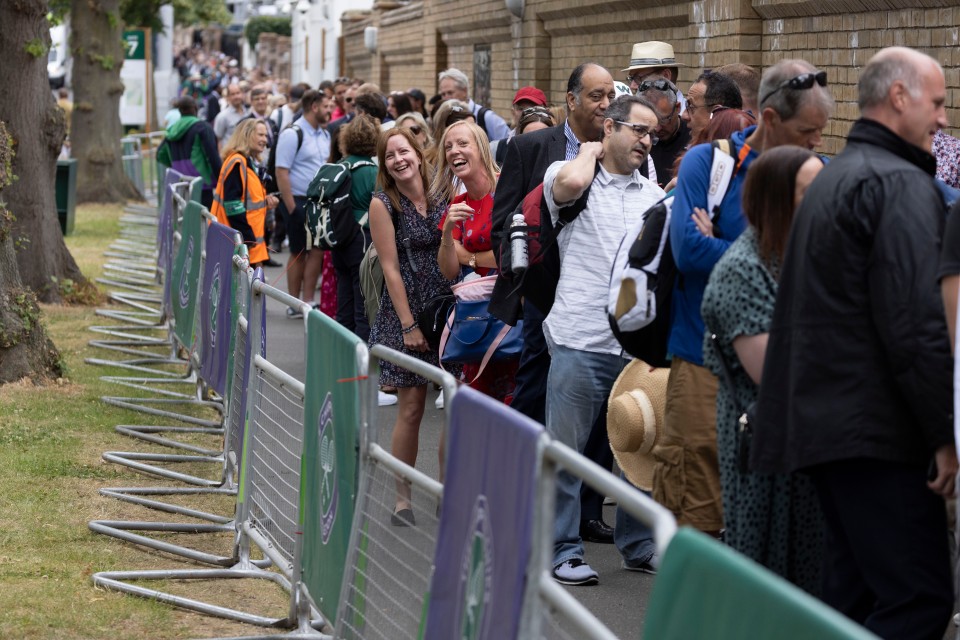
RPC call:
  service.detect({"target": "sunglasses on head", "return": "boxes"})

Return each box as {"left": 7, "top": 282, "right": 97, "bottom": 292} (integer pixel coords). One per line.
{"left": 407, "top": 124, "right": 422, "bottom": 135}
{"left": 759, "top": 71, "right": 827, "bottom": 104}
{"left": 521, "top": 106, "right": 551, "bottom": 117}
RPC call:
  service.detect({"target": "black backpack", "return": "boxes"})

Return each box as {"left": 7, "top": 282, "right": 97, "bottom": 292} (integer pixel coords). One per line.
{"left": 304, "top": 158, "right": 376, "bottom": 250}
{"left": 263, "top": 122, "right": 302, "bottom": 194}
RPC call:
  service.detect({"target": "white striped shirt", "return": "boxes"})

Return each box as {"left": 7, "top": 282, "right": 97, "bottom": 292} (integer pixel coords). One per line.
{"left": 543, "top": 161, "right": 665, "bottom": 355}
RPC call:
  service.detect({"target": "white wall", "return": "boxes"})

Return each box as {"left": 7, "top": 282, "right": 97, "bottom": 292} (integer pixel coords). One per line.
{"left": 291, "top": 0, "right": 372, "bottom": 87}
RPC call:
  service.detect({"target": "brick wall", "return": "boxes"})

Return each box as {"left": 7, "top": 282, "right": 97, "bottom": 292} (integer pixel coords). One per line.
{"left": 341, "top": 0, "right": 960, "bottom": 148}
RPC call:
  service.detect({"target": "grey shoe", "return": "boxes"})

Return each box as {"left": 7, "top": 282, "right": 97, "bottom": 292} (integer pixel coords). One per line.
{"left": 622, "top": 552, "right": 660, "bottom": 575}
{"left": 553, "top": 558, "right": 599, "bottom": 586}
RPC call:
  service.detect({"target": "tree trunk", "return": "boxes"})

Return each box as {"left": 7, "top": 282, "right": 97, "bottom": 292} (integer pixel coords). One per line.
{"left": 70, "top": 0, "right": 141, "bottom": 203}
{"left": 0, "top": 0, "right": 92, "bottom": 303}
{"left": 0, "top": 119, "right": 64, "bottom": 383}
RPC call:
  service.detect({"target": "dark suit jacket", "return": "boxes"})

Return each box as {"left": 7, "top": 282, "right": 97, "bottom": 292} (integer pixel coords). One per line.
{"left": 489, "top": 124, "right": 568, "bottom": 323}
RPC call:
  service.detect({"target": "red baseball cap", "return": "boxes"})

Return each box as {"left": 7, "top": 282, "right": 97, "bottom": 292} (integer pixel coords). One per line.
{"left": 512, "top": 86, "right": 547, "bottom": 106}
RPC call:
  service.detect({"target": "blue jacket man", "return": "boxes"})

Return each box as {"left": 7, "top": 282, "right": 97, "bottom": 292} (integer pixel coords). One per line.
{"left": 655, "top": 59, "right": 832, "bottom": 534}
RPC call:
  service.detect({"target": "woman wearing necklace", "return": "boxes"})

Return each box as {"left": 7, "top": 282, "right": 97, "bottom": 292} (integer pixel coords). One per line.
{"left": 368, "top": 127, "right": 458, "bottom": 526}
{"left": 434, "top": 120, "right": 518, "bottom": 404}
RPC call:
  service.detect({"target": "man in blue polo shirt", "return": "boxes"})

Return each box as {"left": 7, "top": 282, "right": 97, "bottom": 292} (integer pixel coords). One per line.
{"left": 275, "top": 89, "right": 334, "bottom": 317}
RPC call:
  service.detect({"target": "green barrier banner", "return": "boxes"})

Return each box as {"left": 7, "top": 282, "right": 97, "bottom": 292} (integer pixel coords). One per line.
{"left": 300, "top": 309, "right": 365, "bottom": 621}
{"left": 171, "top": 200, "right": 203, "bottom": 349}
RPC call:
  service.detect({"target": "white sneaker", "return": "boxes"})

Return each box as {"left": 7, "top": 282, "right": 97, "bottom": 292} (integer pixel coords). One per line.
{"left": 552, "top": 558, "right": 599, "bottom": 586}
{"left": 435, "top": 391, "right": 444, "bottom": 410}
{"left": 378, "top": 391, "right": 398, "bottom": 406}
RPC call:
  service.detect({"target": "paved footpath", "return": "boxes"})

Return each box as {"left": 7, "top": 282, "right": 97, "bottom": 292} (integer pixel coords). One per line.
{"left": 260, "top": 262, "right": 656, "bottom": 638}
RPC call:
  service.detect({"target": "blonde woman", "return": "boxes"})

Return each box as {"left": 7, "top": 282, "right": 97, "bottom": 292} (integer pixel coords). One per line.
{"left": 211, "top": 118, "right": 278, "bottom": 266}
{"left": 433, "top": 120, "right": 517, "bottom": 404}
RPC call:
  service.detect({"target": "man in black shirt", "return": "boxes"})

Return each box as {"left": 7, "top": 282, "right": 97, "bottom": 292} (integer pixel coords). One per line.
{"left": 635, "top": 75, "right": 690, "bottom": 188}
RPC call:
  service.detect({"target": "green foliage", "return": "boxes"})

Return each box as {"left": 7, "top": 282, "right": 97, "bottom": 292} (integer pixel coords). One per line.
{"left": 120, "top": 0, "right": 231, "bottom": 31}
{"left": 89, "top": 52, "right": 116, "bottom": 71}
{"left": 24, "top": 38, "right": 48, "bottom": 58}
{"left": 245, "top": 15, "right": 292, "bottom": 48}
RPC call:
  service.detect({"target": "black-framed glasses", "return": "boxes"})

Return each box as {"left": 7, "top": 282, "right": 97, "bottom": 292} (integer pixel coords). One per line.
{"left": 637, "top": 78, "right": 677, "bottom": 94}
{"left": 759, "top": 71, "right": 827, "bottom": 105}
{"left": 684, "top": 101, "right": 715, "bottom": 116}
{"left": 613, "top": 120, "right": 659, "bottom": 145}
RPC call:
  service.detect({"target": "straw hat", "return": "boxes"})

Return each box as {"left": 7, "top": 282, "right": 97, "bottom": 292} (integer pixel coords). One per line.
{"left": 607, "top": 360, "right": 670, "bottom": 492}
{"left": 622, "top": 41, "right": 686, "bottom": 73}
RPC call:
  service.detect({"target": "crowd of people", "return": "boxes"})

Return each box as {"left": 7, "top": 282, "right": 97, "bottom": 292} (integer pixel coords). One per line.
{"left": 155, "top": 41, "right": 960, "bottom": 639}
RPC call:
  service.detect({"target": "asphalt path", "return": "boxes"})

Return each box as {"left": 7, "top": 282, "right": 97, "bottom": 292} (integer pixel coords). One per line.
{"left": 259, "top": 261, "right": 655, "bottom": 638}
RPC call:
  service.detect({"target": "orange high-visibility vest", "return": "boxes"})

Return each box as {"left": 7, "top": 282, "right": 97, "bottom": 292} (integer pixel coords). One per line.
{"left": 211, "top": 152, "right": 268, "bottom": 264}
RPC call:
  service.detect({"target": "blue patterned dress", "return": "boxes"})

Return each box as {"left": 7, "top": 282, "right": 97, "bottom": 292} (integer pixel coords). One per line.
{"left": 701, "top": 227, "right": 824, "bottom": 596}
{"left": 368, "top": 191, "right": 460, "bottom": 387}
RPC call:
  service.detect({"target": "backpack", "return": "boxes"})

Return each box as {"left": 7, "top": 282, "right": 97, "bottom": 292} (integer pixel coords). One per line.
{"left": 263, "top": 122, "right": 302, "bottom": 194}
{"left": 607, "top": 139, "right": 738, "bottom": 367}
{"left": 304, "top": 159, "right": 376, "bottom": 250}
{"left": 476, "top": 105, "right": 490, "bottom": 138}
{"left": 500, "top": 162, "right": 602, "bottom": 314}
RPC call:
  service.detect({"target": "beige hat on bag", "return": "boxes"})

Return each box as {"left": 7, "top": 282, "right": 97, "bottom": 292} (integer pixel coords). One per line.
{"left": 607, "top": 360, "right": 670, "bottom": 492}
{"left": 622, "top": 41, "right": 686, "bottom": 73}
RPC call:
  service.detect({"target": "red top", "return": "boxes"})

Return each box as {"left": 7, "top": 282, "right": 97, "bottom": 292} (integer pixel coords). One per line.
{"left": 438, "top": 191, "right": 495, "bottom": 276}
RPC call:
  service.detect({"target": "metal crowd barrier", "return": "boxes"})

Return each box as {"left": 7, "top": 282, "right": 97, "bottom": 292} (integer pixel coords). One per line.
{"left": 92, "top": 285, "right": 333, "bottom": 633}
{"left": 121, "top": 131, "right": 164, "bottom": 204}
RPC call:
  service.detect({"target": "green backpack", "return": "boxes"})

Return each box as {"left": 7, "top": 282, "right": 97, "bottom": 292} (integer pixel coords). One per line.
{"left": 304, "top": 159, "right": 376, "bottom": 250}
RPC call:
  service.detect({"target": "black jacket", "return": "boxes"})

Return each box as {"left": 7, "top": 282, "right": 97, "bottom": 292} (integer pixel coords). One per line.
{"left": 753, "top": 119, "right": 953, "bottom": 474}
{"left": 489, "top": 124, "right": 568, "bottom": 324}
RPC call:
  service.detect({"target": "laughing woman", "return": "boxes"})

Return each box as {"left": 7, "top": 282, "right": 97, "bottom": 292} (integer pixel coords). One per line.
{"left": 368, "top": 127, "right": 458, "bottom": 526}
{"left": 433, "top": 120, "right": 518, "bottom": 404}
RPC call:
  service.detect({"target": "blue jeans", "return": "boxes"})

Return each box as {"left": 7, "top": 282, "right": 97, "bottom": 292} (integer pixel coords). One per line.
{"left": 546, "top": 343, "right": 625, "bottom": 566}
{"left": 614, "top": 472, "right": 657, "bottom": 565}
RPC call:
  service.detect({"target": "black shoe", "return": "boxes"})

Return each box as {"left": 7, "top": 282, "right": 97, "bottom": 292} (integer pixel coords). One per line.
{"left": 262, "top": 257, "right": 283, "bottom": 268}
{"left": 580, "top": 519, "right": 614, "bottom": 544}
{"left": 391, "top": 508, "right": 415, "bottom": 527}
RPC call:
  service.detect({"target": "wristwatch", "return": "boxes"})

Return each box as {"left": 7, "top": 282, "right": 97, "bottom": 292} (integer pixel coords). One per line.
{"left": 469, "top": 253, "right": 477, "bottom": 269}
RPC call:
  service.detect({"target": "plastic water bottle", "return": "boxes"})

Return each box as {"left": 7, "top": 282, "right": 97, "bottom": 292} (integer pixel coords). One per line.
{"left": 510, "top": 213, "right": 528, "bottom": 276}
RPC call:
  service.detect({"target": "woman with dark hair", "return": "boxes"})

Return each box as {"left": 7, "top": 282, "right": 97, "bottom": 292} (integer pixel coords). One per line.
{"left": 700, "top": 145, "right": 825, "bottom": 594}
{"left": 331, "top": 116, "right": 396, "bottom": 407}
{"left": 387, "top": 91, "right": 414, "bottom": 121}
{"left": 368, "top": 128, "right": 458, "bottom": 525}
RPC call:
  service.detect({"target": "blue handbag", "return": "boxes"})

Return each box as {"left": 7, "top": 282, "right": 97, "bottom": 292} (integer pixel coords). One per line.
{"left": 439, "top": 275, "right": 523, "bottom": 380}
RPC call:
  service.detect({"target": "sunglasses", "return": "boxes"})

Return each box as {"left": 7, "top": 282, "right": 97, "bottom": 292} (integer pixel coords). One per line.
{"left": 345, "top": 97, "right": 354, "bottom": 103}
{"left": 613, "top": 120, "right": 659, "bottom": 145}
{"left": 637, "top": 78, "right": 677, "bottom": 94}
{"left": 520, "top": 106, "right": 551, "bottom": 117}
{"left": 759, "top": 71, "right": 827, "bottom": 105}
{"left": 625, "top": 71, "right": 655, "bottom": 85}
{"left": 406, "top": 124, "right": 423, "bottom": 135}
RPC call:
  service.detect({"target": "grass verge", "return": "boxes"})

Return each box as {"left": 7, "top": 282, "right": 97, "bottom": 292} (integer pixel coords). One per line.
{"left": 0, "top": 202, "right": 288, "bottom": 639}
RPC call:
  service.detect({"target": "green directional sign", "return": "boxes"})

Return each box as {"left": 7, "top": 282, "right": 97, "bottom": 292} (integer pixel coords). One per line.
{"left": 123, "top": 30, "right": 146, "bottom": 60}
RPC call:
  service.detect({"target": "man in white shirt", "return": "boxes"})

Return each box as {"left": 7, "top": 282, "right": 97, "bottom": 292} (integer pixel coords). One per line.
{"left": 274, "top": 89, "right": 334, "bottom": 317}
{"left": 437, "top": 67, "right": 511, "bottom": 141}
{"left": 542, "top": 94, "right": 665, "bottom": 586}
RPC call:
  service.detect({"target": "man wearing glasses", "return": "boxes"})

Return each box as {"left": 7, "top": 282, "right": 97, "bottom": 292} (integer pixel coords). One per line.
{"left": 681, "top": 70, "right": 743, "bottom": 141}
{"left": 541, "top": 94, "right": 666, "bottom": 586}
{"left": 635, "top": 76, "right": 691, "bottom": 188}
{"left": 655, "top": 59, "right": 832, "bottom": 538}
{"left": 622, "top": 41, "right": 687, "bottom": 111}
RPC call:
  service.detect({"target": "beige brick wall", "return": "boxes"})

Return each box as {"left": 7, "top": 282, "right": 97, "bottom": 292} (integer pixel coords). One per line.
{"left": 340, "top": 0, "right": 960, "bottom": 151}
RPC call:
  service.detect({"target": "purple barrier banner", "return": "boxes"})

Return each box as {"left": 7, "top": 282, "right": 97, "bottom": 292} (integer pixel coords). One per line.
{"left": 424, "top": 387, "right": 544, "bottom": 640}
{"left": 159, "top": 168, "right": 185, "bottom": 317}
{"left": 199, "top": 221, "right": 237, "bottom": 396}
